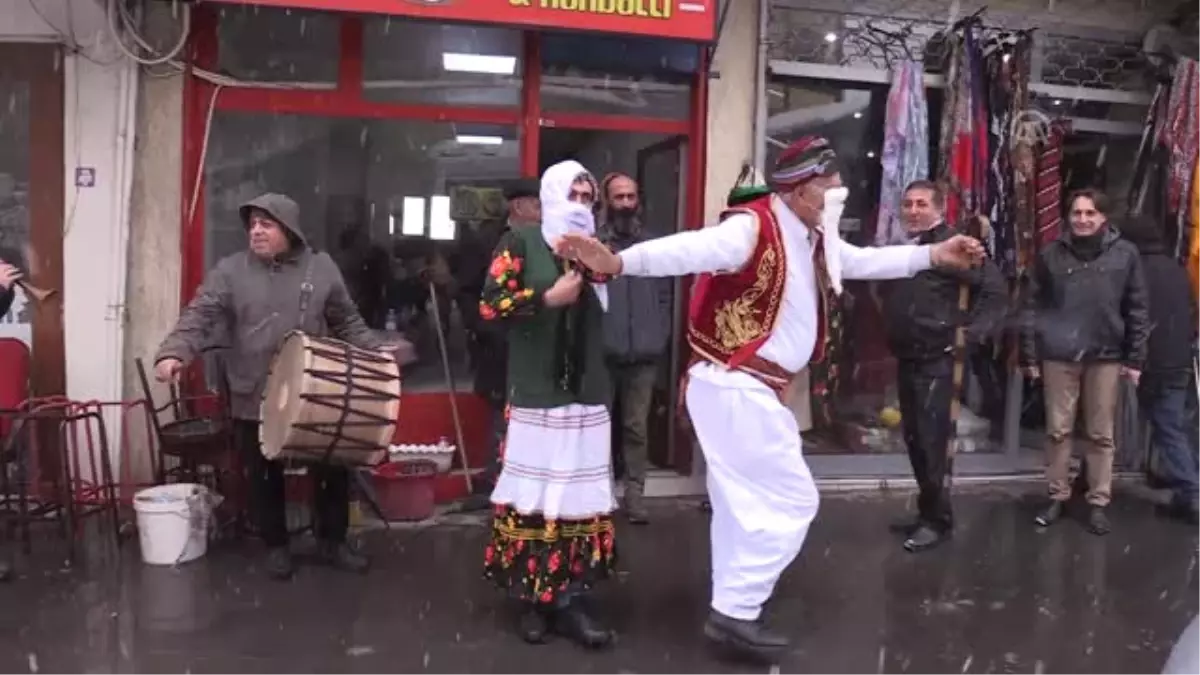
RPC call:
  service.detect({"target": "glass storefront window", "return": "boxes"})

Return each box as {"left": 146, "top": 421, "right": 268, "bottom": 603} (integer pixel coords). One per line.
{"left": 216, "top": 5, "right": 340, "bottom": 84}
{"left": 363, "top": 17, "right": 524, "bottom": 108}
{"left": 765, "top": 75, "right": 1001, "bottom": 455}
{"left": 203, "top": 113, "right": 520, "bottom": 394}
{"left": 540, "top": 32, "right": 693, "bottom": 119}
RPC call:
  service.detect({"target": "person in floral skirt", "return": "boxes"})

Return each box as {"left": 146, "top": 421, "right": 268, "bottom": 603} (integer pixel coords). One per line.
{"left": 479, "top": 160, "right": 616, "bottom": 648}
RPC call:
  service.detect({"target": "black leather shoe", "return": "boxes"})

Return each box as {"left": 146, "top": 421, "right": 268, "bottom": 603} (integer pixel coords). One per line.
{"left": 264, "top": 546, "right": 294, "bottom": 581}
{"left": 517, "top": 608, "right": 549, "bottom": 644}
{"left": 553, "top": 601, "right": 613, "bottom": 649}
{"left": 888, "top": 517, "right": 921, "bottom": 535}
{"left": 703, "top": 610, "right": 788, "bottom": 664}
{"left": 1087, "top": 506, "right": 1111, "bottom": 536}
{"left": 903, "top": 524, "right": 950, "bottom": 552}
{"left": 1035, "top": 500, "right": 1065, "bottom": 527}
{"left": 318, "top": 541, "right": 370, "bottom": 574}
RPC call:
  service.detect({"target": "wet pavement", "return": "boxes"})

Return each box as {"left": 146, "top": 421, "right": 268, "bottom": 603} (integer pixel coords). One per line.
{"left": 1, "top": 485, "right": 1196, "bottom": 674}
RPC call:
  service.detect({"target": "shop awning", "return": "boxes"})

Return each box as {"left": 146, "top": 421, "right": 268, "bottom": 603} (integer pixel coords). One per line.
{"left": 200, "top": 0, "right": 719, "bottom": 43}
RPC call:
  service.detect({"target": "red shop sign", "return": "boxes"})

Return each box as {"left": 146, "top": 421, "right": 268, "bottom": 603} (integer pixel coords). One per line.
{"left": 205, "top": 0, "right": 718, "bottom": 42}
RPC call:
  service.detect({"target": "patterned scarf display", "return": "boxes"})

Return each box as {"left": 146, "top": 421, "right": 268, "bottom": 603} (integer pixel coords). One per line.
{"left": 1034, "top": 121, "right": 1070, "bottom": 249}
{"left": 936, "top": 23, "right": 989, "bottom": 229}
{"left": 875, "top": 60, "right": 930, "bottom": 247}
{"left": 983, "top": 32, "right": 1034, "bottom": 279}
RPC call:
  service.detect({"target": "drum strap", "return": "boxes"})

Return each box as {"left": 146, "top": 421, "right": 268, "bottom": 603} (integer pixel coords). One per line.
{"left": 296, "top": 254, "right": 315, "bottom": 329}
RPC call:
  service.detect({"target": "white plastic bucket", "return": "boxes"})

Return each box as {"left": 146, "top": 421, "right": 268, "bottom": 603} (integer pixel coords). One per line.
{"left": 133, "top": 484, "right": 216, "bottom": 566}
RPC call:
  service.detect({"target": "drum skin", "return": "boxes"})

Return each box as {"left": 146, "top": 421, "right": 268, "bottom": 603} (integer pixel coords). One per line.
{"left": 259, "top": 331, "right": 401, "bottom": 466}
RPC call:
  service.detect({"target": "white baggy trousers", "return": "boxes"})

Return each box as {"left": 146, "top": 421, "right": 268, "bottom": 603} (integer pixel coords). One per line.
{"left": 685, "top": 363, "right": 819, "bottom": 621}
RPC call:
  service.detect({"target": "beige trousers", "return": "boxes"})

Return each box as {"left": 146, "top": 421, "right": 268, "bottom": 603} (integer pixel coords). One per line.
{"left": 1042, "top": 361, "right": 1122, "bottom": 506}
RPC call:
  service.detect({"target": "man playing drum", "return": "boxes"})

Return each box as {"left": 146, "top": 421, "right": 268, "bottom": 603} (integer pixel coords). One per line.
{"left": 154, "top": 193, "right": 404, "bottom": 581}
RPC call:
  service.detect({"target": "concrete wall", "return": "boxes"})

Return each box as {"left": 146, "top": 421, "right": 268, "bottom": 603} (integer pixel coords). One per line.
{"left": 2, "top": 0, "right": 138, "bottom": 430}
{"left": 704, "top": 0, "right": 760, "bottom": 224}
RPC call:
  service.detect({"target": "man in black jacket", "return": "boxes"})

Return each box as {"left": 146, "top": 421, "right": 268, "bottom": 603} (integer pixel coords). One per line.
{"left": 598, "top": 173, "right": 671, "bottom": 524}
{"left": 460, "top": 179, "right": 541, "bottom": 510}
{"left": 882, "top": 180, "right": 1007, "bottom": 552}
{"left": 1022, "top": 189, "right": 1150, "bottom": 535}
{"left": 0, "top": 252, "right": 23, "bottom": 582}
{"left": 1121, "top": 216, "right": 1198, "bottom": 524}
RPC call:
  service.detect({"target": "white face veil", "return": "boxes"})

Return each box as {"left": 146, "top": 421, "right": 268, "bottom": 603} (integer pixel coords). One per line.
{"left": 539, "top": 160, "right": 608, "bottom": 311}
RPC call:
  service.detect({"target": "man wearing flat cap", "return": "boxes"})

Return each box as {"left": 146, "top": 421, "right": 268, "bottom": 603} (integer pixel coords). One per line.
{"left": 461, "top": 179, "right": 541, "bottom": 507}
{"left": 557, "top": 137, "right": 985, "bottom": 663}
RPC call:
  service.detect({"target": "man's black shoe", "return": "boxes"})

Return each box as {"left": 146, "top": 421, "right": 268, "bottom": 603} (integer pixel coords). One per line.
{"left": 517, "top": 608, "right": 549, "bottom": 644}
{"left": 903, "top": 524, "right": 950, "bottom": 552}
{"left": 317, "top": 541, "right": 370, "bottom": 574}
{"left": 703, "top": 610, "right": 788, "bottom": 664}
{"left": 1034, "top": 500, "right": 1065, "bottom": 527}
{"left": 1087, "top": 506, "right": 1111, "bottom": 536}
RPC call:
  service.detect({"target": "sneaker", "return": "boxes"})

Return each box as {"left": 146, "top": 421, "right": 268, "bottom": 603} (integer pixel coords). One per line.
{"left": 1034, "top": 501, "right": 1065, "bottom": 527}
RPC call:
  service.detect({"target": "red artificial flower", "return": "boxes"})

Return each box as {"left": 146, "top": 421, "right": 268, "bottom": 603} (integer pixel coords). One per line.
{"left": 489, "top": 255, "right": 510, "bottom": 278}
{"left": 527, "top": 557, "right": 537, "bottom": 574}
{"left": 506, "top": 279, "right": 519, "bottom": 290}
{"left": 548, "top": 551, "right": 562, "bottom": 573}
{"left": 539, "top": 590, "right": 554, "bottom": 604}
{"left": 510, "top": 258, "right": 523, "bottom": 273}
{"left": 484, "top": 545, "right": 496, "bottom": 565}
{"left": 479, "top": 303, "right": 497, "bottom": 321}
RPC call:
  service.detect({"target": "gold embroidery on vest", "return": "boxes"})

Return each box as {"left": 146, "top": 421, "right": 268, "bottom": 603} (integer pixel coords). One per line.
{"left": 712, "top": 248, "right": 778, "bottom": 350}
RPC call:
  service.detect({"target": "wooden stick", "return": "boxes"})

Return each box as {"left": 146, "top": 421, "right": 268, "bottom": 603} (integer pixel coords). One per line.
{"left": 427, "top": 281, "right": 473, "bottom": 494}
{"left": 946, "top": 215, "right": 992, "bottom": 488}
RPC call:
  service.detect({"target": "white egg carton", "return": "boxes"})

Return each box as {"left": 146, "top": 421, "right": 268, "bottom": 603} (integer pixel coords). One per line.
{"left": 387, "top": 442, "right": 455, "bottom": 474}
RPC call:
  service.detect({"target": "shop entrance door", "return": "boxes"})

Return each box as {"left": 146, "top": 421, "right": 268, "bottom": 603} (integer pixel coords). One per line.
{"left": 0, "top": 43, "right": 65, "bottom": 398}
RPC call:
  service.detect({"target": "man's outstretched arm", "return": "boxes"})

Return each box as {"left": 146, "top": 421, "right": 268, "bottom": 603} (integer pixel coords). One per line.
{"left": 617, "top": 214, "right": 757, "bottom": 278}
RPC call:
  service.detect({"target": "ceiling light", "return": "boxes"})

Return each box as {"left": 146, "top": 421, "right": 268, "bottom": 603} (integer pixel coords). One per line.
{"left": 456, "top": 135, "right": 504, "bottom": 145}
{"left": 853, "top": 112, "right": 863, "bottom": 119}
{"left": 1053, "top": 99, "right": 1063, "bottom": 106}
{"left": 401, "top": 197, "right": 425, "bottom": 237}
{"left": 443, "top": 53, "right": 516, "bottom": 75}
{"left": 824, "top": 32, "right": 838, "bottom": 43}
{"left": 866, "top": 151, "right": 876, "bottom": 158}
{"left": 429, "top": 195, "right": 456, "bottom": 242}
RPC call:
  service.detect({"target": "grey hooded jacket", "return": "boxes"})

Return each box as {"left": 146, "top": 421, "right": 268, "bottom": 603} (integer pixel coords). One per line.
{"left": 155, "top": 193, "right": 384, "bottom": 420}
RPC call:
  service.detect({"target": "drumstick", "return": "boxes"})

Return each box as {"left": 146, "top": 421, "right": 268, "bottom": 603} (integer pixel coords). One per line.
{"left": 427, "top": 281, "right": 473, "bottom": 494}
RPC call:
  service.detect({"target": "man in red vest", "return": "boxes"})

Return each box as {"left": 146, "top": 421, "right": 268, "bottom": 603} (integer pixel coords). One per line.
{"left": 557, "top": 137, "right": 984, "bottom": 663}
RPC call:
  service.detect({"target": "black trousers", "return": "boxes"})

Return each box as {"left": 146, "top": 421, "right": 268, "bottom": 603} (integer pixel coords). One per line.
{"left": 896, "top": 356, "right": 955, "bottom": 531}
{"left": 235, "top": 421, "right": 350, "bottom": 547}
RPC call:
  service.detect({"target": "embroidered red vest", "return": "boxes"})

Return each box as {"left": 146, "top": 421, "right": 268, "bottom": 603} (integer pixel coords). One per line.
{"left": 686, "top": 195, "right": 788, "bottom": 371}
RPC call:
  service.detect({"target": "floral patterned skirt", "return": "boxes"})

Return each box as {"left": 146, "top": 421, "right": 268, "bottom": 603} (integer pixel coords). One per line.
{"left": 483, "top": 506, "right": 618, "bottom": 606}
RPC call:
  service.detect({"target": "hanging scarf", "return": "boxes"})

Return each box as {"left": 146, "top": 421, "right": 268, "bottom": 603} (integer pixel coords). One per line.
{"left": 875, "top": 60, "right": 930, "bottom": 246}
{"left": 539, "top": 160, "right": 608, "bottom": 311}
{"left": 1165, "top": 60, "right": 1199, "bottom": 257}
{"left": 1034, "top": 121, "right": 1069, "bottom": 249}
{"left": 937, "top": 24, "right": 989, "bottom": 227}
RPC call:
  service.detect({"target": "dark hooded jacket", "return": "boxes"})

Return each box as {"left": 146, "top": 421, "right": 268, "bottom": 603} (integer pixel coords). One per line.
{"left": 155, "top": 193, "right": 384, "bottom": 420}
{"left": 1020, "top": 225, "right": 1150, "bottom": 368}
